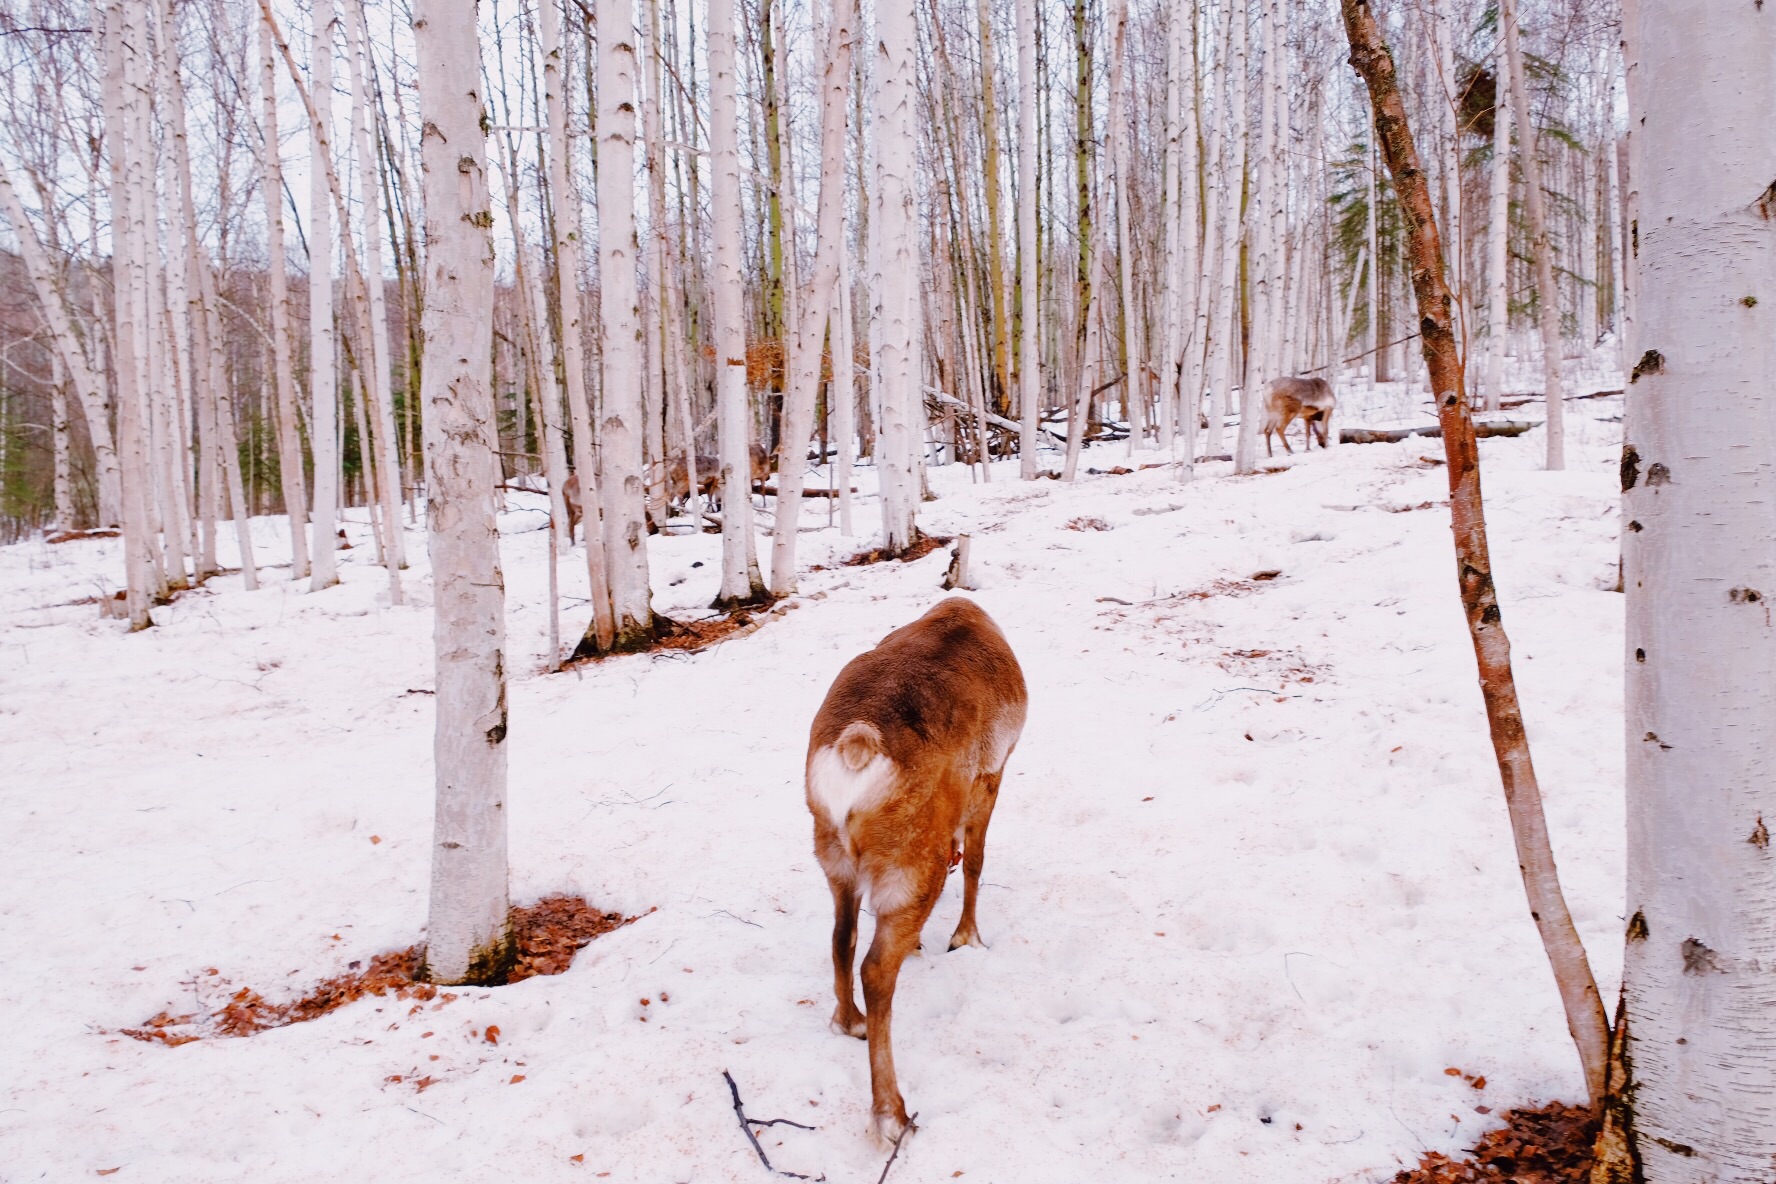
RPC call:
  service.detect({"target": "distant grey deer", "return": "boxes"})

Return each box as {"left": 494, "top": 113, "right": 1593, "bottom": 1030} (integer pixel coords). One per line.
{"left": 1261, "top": 376, "right": 1336, "bottom": 456}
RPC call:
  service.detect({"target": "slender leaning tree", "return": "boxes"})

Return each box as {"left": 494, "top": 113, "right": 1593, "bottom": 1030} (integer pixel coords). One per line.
{"left": 414, "top": 0, "right": 512, "bottom": 985}
{"left": 1597, "top": 2, "right": 1776, "bottom": 1178}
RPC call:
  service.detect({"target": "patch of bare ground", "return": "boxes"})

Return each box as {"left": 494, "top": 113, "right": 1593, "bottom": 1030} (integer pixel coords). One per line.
{"left": 811, "top": 532, "right": 952, "bottom": 571}
{"left": 568, "top": 599, "right": 801, "bottom": 663}
{"left": 1389, "top": 1100, "right": 1596, "bottom": 1184}
{"left": 121, "top": 896, "right": 645, "bottom": 1046}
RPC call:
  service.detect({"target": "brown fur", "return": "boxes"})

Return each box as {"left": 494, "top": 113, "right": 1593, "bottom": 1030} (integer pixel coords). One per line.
{"left": 1261, "top": 375, "right": 1336, "bottom": 456}
{"left": 560, "top": 445, "right": 773, "bottom": 537}
{"left": 805, "top": 598, "right": 1027, "bottom": 1145}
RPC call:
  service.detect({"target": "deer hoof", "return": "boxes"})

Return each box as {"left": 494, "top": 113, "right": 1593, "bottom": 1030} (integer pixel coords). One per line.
{"left": 830, "top": 1009, "right": 867, "bottom": 1039}
{"left": 872, "top": 1106, "right": 913, "bottom": 1149}
{"left": 947, "top": 927, "right": 985, "bottom": 951}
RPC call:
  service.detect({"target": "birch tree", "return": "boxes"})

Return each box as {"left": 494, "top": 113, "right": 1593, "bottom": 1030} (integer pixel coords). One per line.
{"left": 596, "top": 0, "right": 656, "bottom": 647}
{"left": 767, "top": 0, "right": 854, "bottom": 594}
{"left": 1015, "top": 0, "right": 1039, "bottom": 477}
{"left": 1342, "top": 0, "right": 1610, "bottom": 1110}
{"left": 709, "top": 0, "right": 767, "bottom": 602}
{"left": 1483, "top": 45, "right": 1511, "bottom": 413}
{"left": 1595, "top": 3, "right": 1776, "bottom": 1177}
{"left": 1501, "top": 0, "right": 1565, "bottom": 471}
{"left": 413, "top": 0, "right": 511, "bottom": 987}
{"left": 308, "top": 0, "right": 341, "bottom": 590}
{"left": 871, "top": 0, "right": 921, "bottom": 550}
{"left": 540, "top": 0, "right": 618, "bottom": 657}
{"left": 259, "top": 9, "right": 311, "bottom": 578}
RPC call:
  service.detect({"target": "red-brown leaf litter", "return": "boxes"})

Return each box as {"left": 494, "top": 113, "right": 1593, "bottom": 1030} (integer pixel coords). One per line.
{"left": 122, "top": 895, "right": 642, "bottom": 1045}
{"left": 1390, "top": 1101, "right": 1597, "bottom": 1184}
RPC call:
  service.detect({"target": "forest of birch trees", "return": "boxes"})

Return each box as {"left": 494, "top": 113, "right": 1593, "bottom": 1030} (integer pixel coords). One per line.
{"left": 0, "top": 0, "right": 1627, "bottom": 639}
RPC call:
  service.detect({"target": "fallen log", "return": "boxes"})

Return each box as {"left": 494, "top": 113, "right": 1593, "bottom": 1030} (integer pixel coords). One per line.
{"left": 760, "top": 485, "right": 857, "bottom": 499}
{"left": 1340, "top": 419, "right": 1540, "bottom": 444}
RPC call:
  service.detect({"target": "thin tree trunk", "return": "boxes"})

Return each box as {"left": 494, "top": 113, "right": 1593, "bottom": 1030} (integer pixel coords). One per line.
{"left": 1342, "top": 0, "right": 1609, "bottom": 1110}
{"left": 347, "top": 0, "right": 406, "bottom": 595}
{"left": 103, "top": 0, "right": 160, "bottom": 626}
{"left": 593, "top": 0, "right": 656, "bottom": 648}
{"left": 1207, "top": 0, "right": 1246, "bottom": 458}
{"left": 833, "top": 237, "right": 855, "bottom": 535}
{"left": 1596, "top": 4, "right": 1776, "bottom": 1178}
{"left": 1015, "top": 0, "right": 1039, "bottom": 478}
{"left": 413, "top": 0, "right": 511, "bottom": 988}
{"left": 1501, "top": 0, "right": 1565, "bottom": 470}
{"left": 976, "top": 0, "right": 1009, "bottom": 418}
{"left": 1484, "top": 44, "right": 1511, "bottom": 413}
{"left": 308, "top": 0, "right": 341, "bottom": 589}
{"left": 710, "top": 0, "right": 768, "bottom": 599}
{"left": 871, "top": 0, "right": 919, "bottom": 550}
{"left": 768, "top": 0, "right": 854, "bottom": 595}
{"left": 540, "top": 0, "right": 617, "bottom": 655}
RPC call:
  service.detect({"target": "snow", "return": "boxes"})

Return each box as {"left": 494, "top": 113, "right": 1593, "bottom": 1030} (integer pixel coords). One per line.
{"left": 0, "top": 397, "right": 1627, "bottom": 1181}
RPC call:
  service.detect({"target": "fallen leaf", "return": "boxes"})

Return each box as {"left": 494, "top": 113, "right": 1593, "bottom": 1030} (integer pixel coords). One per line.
{"left": 96, "top": 1170, "right": 122, "bottom": 1177}
{"left": 569, "top": 1154, "right": 584, "bottom": 1164}
{"left": 370, "top": 835, "right": 382, "bottom": 845}
{"left": 509, "top": 1074, "right": 526, "bottom": 1084}
{"left": 414, "top": 1076, "right": 436, "bottom": 1092}
{"left": 484, "top": 1025, "right": 500, "bottom": 1045}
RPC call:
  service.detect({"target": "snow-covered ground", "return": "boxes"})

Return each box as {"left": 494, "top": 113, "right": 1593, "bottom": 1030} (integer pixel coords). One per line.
{"left": 0, "top": 399, "right": 1627, "bottom": 1182}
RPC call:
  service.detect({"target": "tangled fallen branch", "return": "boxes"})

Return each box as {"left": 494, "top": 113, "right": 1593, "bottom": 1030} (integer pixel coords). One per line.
{"left": 721, "top": 1070, "right": 822, "bottom": 1180}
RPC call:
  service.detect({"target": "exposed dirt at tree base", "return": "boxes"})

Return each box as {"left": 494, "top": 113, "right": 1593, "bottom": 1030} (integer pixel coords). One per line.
{"left": 122, "top": 896, "right": 645, "bottom": 1046}
{"left": 824, "top": 532, "right": 953, "bottom": 570}
{"left": 565, "top": 600, "right": 793, "bottom": 664}
{"left": 1390, "top": 1101, "right": 1597, "bottom": 1184}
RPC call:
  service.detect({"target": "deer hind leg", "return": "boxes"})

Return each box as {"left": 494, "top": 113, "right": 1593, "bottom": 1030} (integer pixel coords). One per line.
{"left": 1278, "top": 411, "right": 1298, "bottom": 454}
{"left": 948, "top": 770, "right": 1003, "bottom": 951}
{"left": 827, "top": 875, "right": 867, "bottom": 1038}
{"left": 860, "top": 886, "right": 936, "bottom": 1148}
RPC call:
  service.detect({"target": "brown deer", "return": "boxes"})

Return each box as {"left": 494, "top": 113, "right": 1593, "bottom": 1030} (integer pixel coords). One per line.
{"left": 805, "top": 597, "right": 1027, "bottom": 1145}
{"left": 1261, "top": 375, "right": 1336, "bottom": 456}
{"left": 560, "top": 444, "right": 774, "bottom": 537}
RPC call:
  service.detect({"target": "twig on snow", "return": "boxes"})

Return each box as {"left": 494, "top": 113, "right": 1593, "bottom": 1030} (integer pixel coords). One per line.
{"left": 874, "top": 1115, "right": 916, "bottom": 1184}
{"left": 720, "top": 1070, "right": 823, "bottom": 1180}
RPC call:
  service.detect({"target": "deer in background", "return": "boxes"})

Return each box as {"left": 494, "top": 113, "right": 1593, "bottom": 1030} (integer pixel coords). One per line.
{"left": 805, "top": 597, "right": 1028, "bottom": 1146}
{"left": 560, "top": 445, "right": 772, "bottom": 538}
{"left": 1261, "top": 376, "right": 1337, "bottom": 456}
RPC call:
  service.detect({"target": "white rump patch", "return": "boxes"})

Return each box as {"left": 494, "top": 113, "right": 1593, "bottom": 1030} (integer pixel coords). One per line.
{"left": 807, "top": 744, "right": 897, "bottom": 832}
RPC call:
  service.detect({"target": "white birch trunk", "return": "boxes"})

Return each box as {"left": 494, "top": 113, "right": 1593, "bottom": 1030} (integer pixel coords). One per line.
{"left": 1366, "top": 135, "right": 1379, "bottom": 391}
{"left": 259, "top": 10, "right": 311, "bottom": 577}
{"left": 597, "top": 0, "right": 655, "bottom": 645}
{"left": 1604, "top": 53, "right": 1626, "bottom": 372}
{"left": 1109, "top": 0, "right": 1139, "bottom": 455}
{"left": 347, "top": 0, "right": 406, "bottom": 591}
{"left": 1501, "top": 0, "right": 1565, "bottom": 470}
{"left": 709, "top": 0, "right": 767, "bottom": 597}
{"left": 102, "top": 0, "right": 158, "bottom": 626}
{"left": 1156, "top": 4, "right": 1183, "bottom": 456}
{"left": 413, "top": 0, "right": 511, "bottom": 987}
{"left": 539, "top": 0, "right": 617, "bottom": 655}
{"left": 768, "top": 0, "right": 854, "bottom": 594}
{"left": 1235, "top": 0, "right": 1276, "bottom": 474}
{"left": 308, "top": 0, "right": 341, "bottom": 589}
{"left": 1015, "top": 0, "right": 1039, "bottom": 477}
{"left": 52, "top": 358, "right": 72, "bottom": 528}
{"left": 1617, "top": 1, "right": 1776, "bottom": 1175}
{"left": 1484, "top": 46, "right": 1511, "bottom": 413}
{"left": 1207, "top": 0, "right": 1246, "bottom": 458}
{"left": 833, "top": 241, "right": 856, "bottom": 535}
{"left": 871, "top": 0, "right": 919, "bottom": 551}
